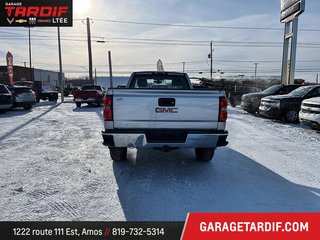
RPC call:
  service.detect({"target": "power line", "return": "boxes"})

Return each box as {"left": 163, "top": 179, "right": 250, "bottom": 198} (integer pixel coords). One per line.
{"left": 92, "top": 18, "right": 320, "bottom": 32}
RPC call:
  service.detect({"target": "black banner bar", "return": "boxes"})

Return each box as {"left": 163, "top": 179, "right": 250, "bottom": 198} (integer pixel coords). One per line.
{"left": 0, "top": 222, "right": 184, "bottom": 240}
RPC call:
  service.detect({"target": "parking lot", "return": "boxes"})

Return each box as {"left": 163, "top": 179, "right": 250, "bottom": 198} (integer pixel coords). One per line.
{"left": 0, "top": 98, "right": 319, "bottom": 221}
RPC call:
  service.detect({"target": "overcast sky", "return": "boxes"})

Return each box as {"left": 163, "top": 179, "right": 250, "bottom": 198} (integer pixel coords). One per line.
{"left": 1, "top": 0, "right": 320, "bottom": 82}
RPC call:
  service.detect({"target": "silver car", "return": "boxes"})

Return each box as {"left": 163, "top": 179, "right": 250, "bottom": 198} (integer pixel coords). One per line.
{"left": 8, "top": 86, "right": 36, "bottom": 110}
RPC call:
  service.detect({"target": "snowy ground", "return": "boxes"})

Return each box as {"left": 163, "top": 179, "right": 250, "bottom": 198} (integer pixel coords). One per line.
{"left": 0, "top": 97, "right": 319, "bottom": 221}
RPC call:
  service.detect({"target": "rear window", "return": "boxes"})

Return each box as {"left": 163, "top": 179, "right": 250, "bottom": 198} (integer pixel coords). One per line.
{"left": 129, "top": 75, "right": 189, "bottom": 89}
{"left": 82, "top": 85, "right": 102, "bottom": 91}
{"left": 0, "top": 85, "right": 10, "bottom": 94}
{"left": 10, "top": 87, "right": 33, "bottom": 94}
{"left": 262, "top": 85, "right": 282, "bottom": 94}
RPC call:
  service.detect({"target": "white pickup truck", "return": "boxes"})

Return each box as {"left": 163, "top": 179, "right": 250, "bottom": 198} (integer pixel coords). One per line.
{"left": 102, "top": 71, "right": 228, "bottom": 162}
{"left": 299, "top": 97, "right": 320, "bottom": 130}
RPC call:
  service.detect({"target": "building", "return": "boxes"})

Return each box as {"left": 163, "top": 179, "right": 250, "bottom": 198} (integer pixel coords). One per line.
{"left": 0, "top": 66, "right": 63, "bottom": 88}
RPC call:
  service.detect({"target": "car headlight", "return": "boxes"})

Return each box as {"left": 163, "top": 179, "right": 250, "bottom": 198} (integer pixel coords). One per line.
{"left": 270, "top": 100, "right": 280, "bottom": 108}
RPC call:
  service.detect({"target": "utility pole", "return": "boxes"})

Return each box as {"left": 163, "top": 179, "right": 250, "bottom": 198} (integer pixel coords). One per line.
{"left": 254, "top": 63, "right": 259, "bottom": 81}
{"left": 182, "top": 62, "right": 185, "bottom": 73}
{"left": 22, "top": 61, "right": 27, "bottom": 79}
{"left": 317, "top": 74, "right": 319, "bottom": 84}
{"left": 94, "top": 68, "right": 97, "bottom": 84}
{"left": 28, "top": 27, "right": 33, "bottom": 81}
{"left": 86, "top": 17, "right": 93, "bottom": 84}
{"left": 210, "top": 41, "right": 213, "bottom": 80}
{"left": 57, "top": 26, "right": 64, "bottom": 103}
{"left": 108, "top": 51, "right": 113, "bottom": 89}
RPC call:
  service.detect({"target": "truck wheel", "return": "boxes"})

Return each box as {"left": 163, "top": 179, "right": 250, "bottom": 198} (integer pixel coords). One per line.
{"left": 109, "top": 147, "right": 127, "bottom": 161}
{"left": 23, "top": 106, "right": 32, "bottom": 110}
{"left": 229, "top": 98, "right": 236, "bottom": 107}
{"left": 76, "top": 102, "right": 81, "bottom": 108}
{"left": 195, "top": 148, "right": 215, "bottom": 162}
{"left": 282, "top": 109, "right": 299, "bottom": 123}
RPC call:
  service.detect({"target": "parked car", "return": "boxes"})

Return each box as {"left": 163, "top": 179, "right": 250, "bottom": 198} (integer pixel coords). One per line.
{"left": 64, "top": 83, "right": 80, "bottom": 97}
{"left": 73, "top": 85, "right": 105, "bottom": 107}
{"left": 228, "top": 87, "right": 260, "bottom": 107}
{"left": 7, "top": 86, "right": 36, "bottom": 110}
{"left": 14, "top": 81, "right": 58, "bottom": 102}
{"left": 0, "top": 84, "right": 13, "bottom": 113}
{"left": 259, "top": 85, "right": 320, "bottom": 123}
{"left": 241, "top": 84, "right": 302, "bottom": 113}
{"left": 299, "top": 97, "right": 320, "bottom": 130}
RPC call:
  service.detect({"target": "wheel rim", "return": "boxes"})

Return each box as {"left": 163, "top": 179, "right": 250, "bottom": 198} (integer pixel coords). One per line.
{"left": 286, "top": 110, "right": 298, "bottom": 122}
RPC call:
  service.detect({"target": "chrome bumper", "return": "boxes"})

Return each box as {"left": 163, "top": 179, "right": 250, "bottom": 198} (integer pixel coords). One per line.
{"left": 102, "top": 131, "right": 228, "bottom": 149}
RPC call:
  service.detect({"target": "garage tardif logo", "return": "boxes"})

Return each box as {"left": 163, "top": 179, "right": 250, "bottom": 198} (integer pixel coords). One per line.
{"left": 0, "top": 0, "right": 73, "bottom": 27}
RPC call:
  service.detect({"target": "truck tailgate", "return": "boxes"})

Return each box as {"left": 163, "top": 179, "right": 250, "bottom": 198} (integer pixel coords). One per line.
{"left": 112, "top": 89, "right": 221, "bottom": 129}
{"left": 74, "top": 90, "right": 99, "bottom": 99}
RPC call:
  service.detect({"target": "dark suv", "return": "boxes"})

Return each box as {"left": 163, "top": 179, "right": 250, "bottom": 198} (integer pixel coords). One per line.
{"left": 0, "top": 84, "right": 13, "bottom": 113}
{"left": 241, "top": 84, "right": 301, "bottom": 113}
{"left": 259, "top": 85, "right": 320, "bottom": 123}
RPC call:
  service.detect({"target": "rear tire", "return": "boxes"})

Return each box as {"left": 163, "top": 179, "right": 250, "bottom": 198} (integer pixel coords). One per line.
{"left": 229, "top": 98, "right": 236, "bottom": 107}
{"left": 76, "top": 102, "right": 81, "bottom": 108}
{"left": 195, "top": 148, "right": 215, "bottom": 162}
{"left": 109, "top": 147, "right": 127, "bottom": 161}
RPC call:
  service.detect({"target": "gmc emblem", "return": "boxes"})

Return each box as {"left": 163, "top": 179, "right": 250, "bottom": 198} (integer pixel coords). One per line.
{"left": 155, "top": 107, "right": 178, "bottom": 113}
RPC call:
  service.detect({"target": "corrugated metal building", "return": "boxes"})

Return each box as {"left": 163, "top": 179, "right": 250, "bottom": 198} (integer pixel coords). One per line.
{"left": 0, "top": 66, "right": 63, "bottom": 88}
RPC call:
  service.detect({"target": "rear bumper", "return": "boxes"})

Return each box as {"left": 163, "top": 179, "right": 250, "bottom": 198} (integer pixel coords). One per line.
{"left": 0, "top": 104, "right": 12, "bottom": 110}
{"left": 13, "top": 101, "right": 35, "bottom": 108}
{"left": 74, "top": 98, "right": 101, "bottom": 103}
{"left": 102, "top": 129, "right": 228, "bottom": 149}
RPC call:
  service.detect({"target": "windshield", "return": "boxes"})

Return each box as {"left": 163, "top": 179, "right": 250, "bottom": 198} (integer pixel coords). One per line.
{"left": 129, "top": 75, "right": 189, "bottom": 89}
{"left": 262, "top": 85, "right": 282, "bottom": 94}
{"left": 288, "top": 86, "right": 313, "bottom": 97}
{"left": 14, "top": 82, "right": 33, "bottom": 87}
{"left": 10, "top": 87, "right": 33, "bottom": 94}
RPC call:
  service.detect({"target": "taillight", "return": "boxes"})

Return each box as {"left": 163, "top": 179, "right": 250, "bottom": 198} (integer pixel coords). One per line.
{"left": 219, "top": 96, "right": 228, "bottom": 122}
{"left": 103, "top": 96, "right": 113, "bottom": 121}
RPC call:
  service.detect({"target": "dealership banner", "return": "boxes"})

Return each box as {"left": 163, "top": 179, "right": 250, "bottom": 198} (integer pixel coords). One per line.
{"left": 6, "top": 51, "right": 14, "bottom": 85}
{"left": 0, "top": 215, "right": 319, "bottom": 239}
{"left": 181, "top": 213, "right": 320, "bottom": 240}
{"left": 0, "top": 0, "right": 73, "bottom": 27}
